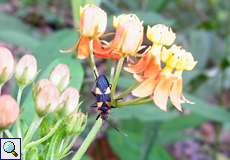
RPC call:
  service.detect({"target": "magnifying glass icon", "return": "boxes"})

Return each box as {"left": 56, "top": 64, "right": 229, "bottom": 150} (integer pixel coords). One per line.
{"left": 3, "top": 141, "right": 18, "bottom": 157}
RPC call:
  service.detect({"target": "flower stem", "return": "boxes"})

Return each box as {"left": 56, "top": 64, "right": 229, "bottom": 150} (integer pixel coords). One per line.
{"left": 109, "top": 60, "right": 115, "bottom": 83}
{"left": 24, "top": 119, "right": 62, "bottom": 151}
{"left": 116, "top": 97, "right": 152, "bottom": 107}
{"left": 72, "top": 118, "right": 103, "bottom": 160}
{"left": 111, "top": 56, "right": 125, "bottom": 99}
{"left": 88, "top": 39, "right": 99, "bottom": 78}
{"left": 16, "top": 86, "right": 25, "bottom": 138}
{"left": 115, "top": 82, "right": 139, "bottom": 100}
{"left": 23, "top": 116, "right": 43, "bottom": 146}
{"left": 4, "top": 129, "right": 14, "bottom": 138}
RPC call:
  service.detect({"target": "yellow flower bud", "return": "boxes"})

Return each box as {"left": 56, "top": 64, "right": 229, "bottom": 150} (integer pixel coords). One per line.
{"left": 147, "top": 24, "right": 176, "bottom": 46}
{"left": 112, "top": 14, "right": 143, "bottom": 55}
{"left": 34, "top": 82, "right": 60, "bottom": 116}
{"left": 15, "top": 54, "right": 37, "bottom": 86}
{"left": 0, "top": 47, "right": 14, "bottom": 85}
{"left": 49, "top": 64, "right": 70, "bottom": 92}
{"left": 80, "top": 4, "right": 107, "bottom": 38}
{"left": 59, "top": 87, "right": 80, "bottom": 115}
{"left": 0, "top": 95, "right": 19, "bottom": 129}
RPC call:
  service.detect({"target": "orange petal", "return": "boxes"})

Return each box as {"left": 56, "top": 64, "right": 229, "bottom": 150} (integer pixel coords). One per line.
{"left": 77, "top": 36, "right": 90, "bottom": 59}
{"left": 93, "top": 39, "right": 121, "bottom": 60}
{"left": 153, "top": 74, "right": 173, "bottom": 111}
{"left": 143, "top": 57, "right": 161, "bottom": 79}
{"left": 132, "top": 77, "right": 157, "bottom": 97}
{"left": 124, "top": 51, "right": 151, "bottom": 73}
{"left": 170, "top": 78, "right": 183, "bottom": 111}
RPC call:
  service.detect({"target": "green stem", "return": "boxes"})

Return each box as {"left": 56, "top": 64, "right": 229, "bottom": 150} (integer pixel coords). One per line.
{"left": 116, "top": 97, "right": 152, "bottom": 107}
{"left": 111, "top": 56, "right": 125, "bottom": 99}
{"left": 16, "top": 86, "right": 24, "bottom": 138}
{"left": 24, "top": 119, "right": 62, "bottom": 151}
{"left": 4, "top": 129, "right": 14, "bottom": 138}
{"left": 140, "top": 122, "right": 161, "bottom": 160}
{"left": 23, "top": 116, "right": 43, "bottom": 146}
{"left": 115, "top": 82, "right": 139, "bottom": 100}
{"left": 88, "top": 39, "right": 99, "bottom": 78}
{"left": 72, "top": 118, "right": 103, "bottom": 160}
{"left": 71, "top": 0, "right": 81, "bottom": 27}
{"left": 109, "top": 60, "right": 115, "bottom": 83}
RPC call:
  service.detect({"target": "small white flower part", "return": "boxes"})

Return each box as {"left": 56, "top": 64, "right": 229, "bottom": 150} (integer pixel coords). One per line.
{"left": 112, "top": 14, "right": 144, "bottom": 55}
{"left": 0, "top": 47, "right": 14, "bottom": 85}
{"left": 15, "top": 54, "right": 37, "bottom": 86}
{"left": 147, "top": 24, "right": 176, "bottom": 46}
{"left": 59, "top": 87, "right": 80, "bottom": 115}
{"left": 49, "top": 64, "right": 70, "bottom": 91}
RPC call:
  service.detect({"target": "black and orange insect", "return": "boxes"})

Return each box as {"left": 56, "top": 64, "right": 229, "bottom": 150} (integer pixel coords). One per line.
{"left": 91, "top": 74, "right": 115, "bottom": 120}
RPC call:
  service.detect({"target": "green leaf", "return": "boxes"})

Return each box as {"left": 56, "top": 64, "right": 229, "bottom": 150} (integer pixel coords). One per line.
{"left": 111, "top": 104, "right": 179, "bottom": 121}
{"left": 0, "top": 13, "right": 33, "bottom": 33}
{"left": 32, "top": 29, "right": 78, "bottom": 69}
{"left": 135, "top": 11, "right": 175, "bottom": 26}
{"left": 183, "top": 95, "right": 230, "bottom": 123}
{"left": 149, "top": 145, "right": 173, "bottom": 160}
{"left": 0, "top": 30, "right": 40, "bottom": 50}
{"left": 21, "top": 56, "right": 84, "bottom": 124}
{"left": 0, "top": 13, "right": 41, "bottom": 50}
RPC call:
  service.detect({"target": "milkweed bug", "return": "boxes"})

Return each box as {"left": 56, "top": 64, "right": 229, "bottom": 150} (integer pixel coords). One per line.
{"left": 91, "top": 74, "right": 115, "bottom": 120}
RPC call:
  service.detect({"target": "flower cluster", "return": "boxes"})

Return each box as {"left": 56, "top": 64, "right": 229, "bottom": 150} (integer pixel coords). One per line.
{"left": 75, "top": 4, "right": 197, "bottom": 111}
{"left": 126, "top": 26, "right": 197, "bottom": 111}
{"left": 0, "top": 46, "right": 86, "bottom": 159}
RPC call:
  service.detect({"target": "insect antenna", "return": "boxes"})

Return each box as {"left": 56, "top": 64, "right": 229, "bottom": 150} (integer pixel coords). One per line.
{"left": 105, "top": 119, "right": 128, "bottom": 137}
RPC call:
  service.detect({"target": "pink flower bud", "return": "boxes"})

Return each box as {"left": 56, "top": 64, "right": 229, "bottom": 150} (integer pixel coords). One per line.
{"left": 0, "top": 95, "right": 19, "bottom": 129}
{"left": 34, "top": 82, "right": 60, "bottom": 116}
{"left": 49, "top": 64, "right": 70, "bottom": 91}
{"left": 80, "top": 4, "right": 107, "bottom": 38}
{"left": 0, "top": 47, "right": 14, "bottom": 85}
{"left": 15, "top": 54, "right": 37, "bottom": 86}
{"left": 59, "top": 87, "right": 80, "bottom": 115}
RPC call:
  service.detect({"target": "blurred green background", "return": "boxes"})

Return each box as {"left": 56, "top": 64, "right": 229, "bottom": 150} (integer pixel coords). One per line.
{"left": 0, "top": 0, "right": 230, "bottom": 160}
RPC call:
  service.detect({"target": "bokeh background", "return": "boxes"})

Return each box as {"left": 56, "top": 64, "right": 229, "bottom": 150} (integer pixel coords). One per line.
{"left": 0, "top": 0, "right": 230, "bottom": 160}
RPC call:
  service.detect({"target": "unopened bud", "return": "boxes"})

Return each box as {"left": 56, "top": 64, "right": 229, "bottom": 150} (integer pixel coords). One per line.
{"left": 0, "top": 95, "right": 19, "bottom": 129}
{"left": 49, "top": 64, "right": 70, "bottom": 91}
{"left": 34, "top": 82, "right": 60, "bottom": 117}
{"left": 15, "top": 54, "right": 37, "bottom": 87}
{"left": 32, "top": 79, "right": 53, "bottom": 98}
{"left": 0, "top": 47, "right": 14, "bottom": 85}
{"left": 59, "top": 87, "right": 80, "bottom": 115}
{"left": 65, "top": 112, "right": 87, "bottom": 135}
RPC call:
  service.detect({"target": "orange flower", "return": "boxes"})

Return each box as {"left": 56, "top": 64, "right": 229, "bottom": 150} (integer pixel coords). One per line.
{"left": 94, "top": 14, "right": 144, "bottom": 58}
{"left": 132, "top": 45, "right": 197, "bottom": 111}
{"left": 74, "top": 4, "right": 108, "bottom": 59}
{"left": 125, "top": 24, "right": 175, "bottom": 81}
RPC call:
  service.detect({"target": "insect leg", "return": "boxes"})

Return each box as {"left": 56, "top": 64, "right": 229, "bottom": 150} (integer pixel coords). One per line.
{"left": 96, "top": 114, "right": 101, "bottom": 120}
{"left": 90, "top": 102, "right": 97, "bottom": 108}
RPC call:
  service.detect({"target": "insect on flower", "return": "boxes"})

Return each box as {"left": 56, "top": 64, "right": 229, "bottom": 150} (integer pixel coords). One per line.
{"left": 91, "top": 74, "right": 114, "bottom": 120}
